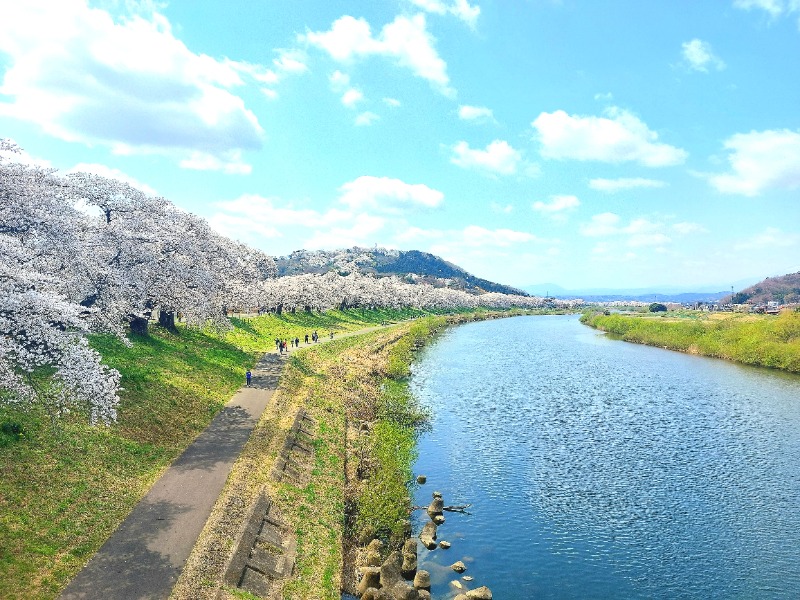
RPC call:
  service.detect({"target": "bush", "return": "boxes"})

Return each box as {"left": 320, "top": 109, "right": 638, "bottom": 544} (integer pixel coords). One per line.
{"left": 648, "top": 302, "right": 668, "bottom": 313}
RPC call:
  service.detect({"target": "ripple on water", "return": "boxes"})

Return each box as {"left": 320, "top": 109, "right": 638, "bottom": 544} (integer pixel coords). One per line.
{"left": 411, "top": 315, "right": 800, "bottom": 599}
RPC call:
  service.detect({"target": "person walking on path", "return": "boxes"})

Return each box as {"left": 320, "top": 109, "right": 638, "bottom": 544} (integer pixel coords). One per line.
{"left": 245, "top": 370, "right": 252, "bottom": 386}
{"left": 304, "top": 333, "right": 309, "bottom": 344}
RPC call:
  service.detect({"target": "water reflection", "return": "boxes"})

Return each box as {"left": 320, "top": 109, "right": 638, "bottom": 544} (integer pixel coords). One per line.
{"left": 410, "top": 315, "right": 800, "bottom": 599}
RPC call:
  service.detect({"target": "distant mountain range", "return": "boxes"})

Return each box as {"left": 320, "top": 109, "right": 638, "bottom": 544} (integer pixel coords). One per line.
{"left": 523, "top": 278, "right": 762, "bottom": 303}
{"left": 275, "top": 247, "right": 529, "bottom": 296}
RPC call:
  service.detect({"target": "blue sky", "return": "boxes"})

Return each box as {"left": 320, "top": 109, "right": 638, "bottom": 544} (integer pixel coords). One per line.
{"left": 1, "top": 0, "right": 799, "bottom": 291}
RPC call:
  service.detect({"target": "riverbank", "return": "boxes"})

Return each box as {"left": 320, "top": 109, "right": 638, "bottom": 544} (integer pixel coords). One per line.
{"left": 171, "top": 311, "right": 503, "bottom": 599}
{"left": 0, "top": 307, "right": 427, "bottom": 599}
{"left": 0, "top": 307, "right": 520, "bottom": 598}
{"left": 580, "top": 309, "right": 800, "bottom": 372}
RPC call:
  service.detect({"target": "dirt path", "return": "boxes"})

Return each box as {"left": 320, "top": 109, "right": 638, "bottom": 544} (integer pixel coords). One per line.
{"left": 58, "top": 325, "right": 388, "bottom": 599}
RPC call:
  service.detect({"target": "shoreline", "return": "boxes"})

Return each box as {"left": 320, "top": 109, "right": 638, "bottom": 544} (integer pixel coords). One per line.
{"left": 580, "top": 309, "right": 800, "bottom": 373}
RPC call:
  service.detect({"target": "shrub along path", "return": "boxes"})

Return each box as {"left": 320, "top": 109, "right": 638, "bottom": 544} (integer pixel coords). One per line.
{"left": 57, "top": 330, "right": 373, "bottom": 600}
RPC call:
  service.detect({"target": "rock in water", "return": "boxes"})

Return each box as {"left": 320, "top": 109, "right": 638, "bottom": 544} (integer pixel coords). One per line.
{"left": 413, "top": 570, "right": 431, "bottom": 590}
{"left": 427, "top": 496, "right": 444, "bottom": 519}
{"left": 451, "top": 560, "right": 467, "bottom": 573}
{"left": 465, "top": 586, "right": 493, "bottom": 599}
{"left": 419, "top": 521, "right": 437, "bottom": 550}
{"left": 416, "top": 474, "right": 427, "bottom": 484}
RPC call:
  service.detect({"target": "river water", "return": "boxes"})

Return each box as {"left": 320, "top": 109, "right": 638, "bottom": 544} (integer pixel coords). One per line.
{"left": 409, "top": 315, "right": 800, "bottom": 599}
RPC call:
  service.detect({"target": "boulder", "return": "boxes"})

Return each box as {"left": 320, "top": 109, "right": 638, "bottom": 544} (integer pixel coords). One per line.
{"left": 454, "top": 595, "right": 469, "bottom": 600}
{"left": 438, "top": 540, "right": 451, "bottom": 549}
{"left": 433, "top": 515, "right": 446, "bottom": 525}
{"left": 427, "top": 496, "right": 444, "bottom": 519}
{"left": 364, "top": 537, "right": 384, "bottom": 566}
{"left": 418, "top": 591, "right": 431, "bottom": 600}
{"left": 466, "top": 586, "right": 493, "bottom": 600}
{"left": 357, "top": 567, "right": 381, "bottom": 597}
{"left": 402, "top": 538, "right": 417, "bottom": 558}
{"left": 416, "top": 474, "right": 427, "bottom": 484}
{"left": 419, "top": 521, "right": 437, "bottom": 550}
{"left": 401, "top": 554, "right": 417, "bottom": 579}
{"left": 380, "top": 551, "right": 404, "bottom": 588}
{"left": 388, "top": 582, "right": 421, "bottom": 600}
{"left": 412, "top": 570, "right": 431, "bottom": 590}
{"left": 361, "top": 589, "right": 378, "bottom": 600}
{"left": 451, "top": 560, "right": 467, "bottom": 573}
{"left": 365, "top": 549, "right": 383, "bottom": 567}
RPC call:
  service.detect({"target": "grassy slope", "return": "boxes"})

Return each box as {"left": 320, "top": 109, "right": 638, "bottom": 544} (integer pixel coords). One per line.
{"left": 0, "top": 308, "right": 426, "bottom": 600}
{"left": 581, "top": 309, "right": 800, "bottom": 372}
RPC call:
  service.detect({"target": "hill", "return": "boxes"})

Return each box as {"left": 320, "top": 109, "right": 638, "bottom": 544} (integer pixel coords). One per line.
{"left": 275, "top": 247, "right": 528, "bottom": 296}
{"left": 731, "top": 272, "right": 800, "bottom": 305}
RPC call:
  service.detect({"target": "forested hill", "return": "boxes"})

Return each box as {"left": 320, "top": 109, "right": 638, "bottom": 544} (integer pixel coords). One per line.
{"left": 732, "top": 272, "right": 800, "bottom": 305}
{"left": 275, "top": 247, "right": 528, "bottom": 296}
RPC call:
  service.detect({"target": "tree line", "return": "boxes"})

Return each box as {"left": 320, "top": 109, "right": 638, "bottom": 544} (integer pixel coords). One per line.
{"left": 1, "top": 139, "right": 580, "bottom": 424}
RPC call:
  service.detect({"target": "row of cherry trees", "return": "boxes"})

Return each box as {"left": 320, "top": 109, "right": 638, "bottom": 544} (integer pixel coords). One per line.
{"left": 1, "top": 140, "right": 276, "bottom": 423}
{"left": 244, "top": 271, "right": 582, "bottom": 314}
{"left": 1, "top": 139, "right": 580, "bottom": 423}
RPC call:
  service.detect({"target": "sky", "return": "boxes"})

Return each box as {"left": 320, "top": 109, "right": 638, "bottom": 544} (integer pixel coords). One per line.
{"left": 1, "top": 0, "right": 799, "bottom": 292}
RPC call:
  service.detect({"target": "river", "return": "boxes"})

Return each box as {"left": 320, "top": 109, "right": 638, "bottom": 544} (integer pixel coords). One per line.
{"left": 409, "top": 315, "right": 800, "bottom": 599}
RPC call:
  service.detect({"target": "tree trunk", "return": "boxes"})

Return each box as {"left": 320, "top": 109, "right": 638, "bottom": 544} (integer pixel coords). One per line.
{"left": 158, "top": 310, "right": 177, "bottom": 332}
{"left": 276, "top": 304, "right": 283, "bottom": 315}
{"left": 129, "top": 315, "right": 149, "bottom": 336}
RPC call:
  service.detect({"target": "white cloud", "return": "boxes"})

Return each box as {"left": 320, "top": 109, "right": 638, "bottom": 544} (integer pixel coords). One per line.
{"left": 589, "top": 177, "right": 667, "bottom": 192}
{"left": 580, "top": 213, "right": 671, "bottom": 248}
{"left": 734, "top": 0, "right": 800, "bottom": 19}
{"left": 628, "top": 232, "right": 672, "bottom": 247}
{"left": 208, "top": 195, "right": 348, "bottom": 245}
{"left": 0, "top": 1, "right": 267, "bottom": 167}
{"left": 490, "top": 202, "right": 514, "bottom": 214}
{"left": 301, "top": 14, "right": 454, "bottom": 96}
{"left": 450, "top": 140, "right": 522, "bottom": 175}
{"left": 273, "top": 48, "right": 308, "bottom": 73}
{"left": 383, "top": 97, "right": 402, "bottom": 107}
{"left": 355, "top": 111, "right": 380, "bottom": 126}
{"left": 303, "top": 213, "right": 387, "bottom": 250}
{"left": 681, "top": 39, "right": 725, "bottom": 72}
{"left": 532, "top": 195, "right": 580, "bottom": 220}
{"left": 708, "top": 129, "right": 800, "bottom": 195}
{"left": 735, "top": 227, "right": 799, "bottom": 250}
{"left": 179, "top": 151, "right": 252, "bottom": 175}
{"left": 407, "top": 0, "right": 481, "bottom": 28}
{"left": 459, "top": 225, "right": 536, "bottom": 247}
{"left": 338, "top": 176, "right": 444, "bottom": 212}
{"left": 580, "top": 212, "right": 622, "bottom": 236}
{"left": 532, "top": 107, "right": 688, "bottom": 167}
{"left": 329, "top": 70, "right": 351, "bottom": 90}
{"left": 341, "top": 88, "right": 364, "bottom": 107}
{"left": 673, "top": 221, "right": 708, "bottom": 235}
{"left": 458, "top": 105, "right": 495, "bottom": 122}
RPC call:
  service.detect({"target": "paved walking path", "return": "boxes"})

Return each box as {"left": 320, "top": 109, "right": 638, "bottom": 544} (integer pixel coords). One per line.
{"left": 59, "top": 353, "right": 283, "bottom": 600}
{"left": 58, "top": 325, "right": 390, "bottom": 599}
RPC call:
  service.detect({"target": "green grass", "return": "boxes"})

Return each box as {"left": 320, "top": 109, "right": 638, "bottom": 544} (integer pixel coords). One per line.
{"left": 0, "top": 307, "right": 431, "bottom": 600}
{"left": 0, "top": 306, "right": 521, "bottom": 599}
{"left": 581, "top": 309, "right": 800, "bottom": 372}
